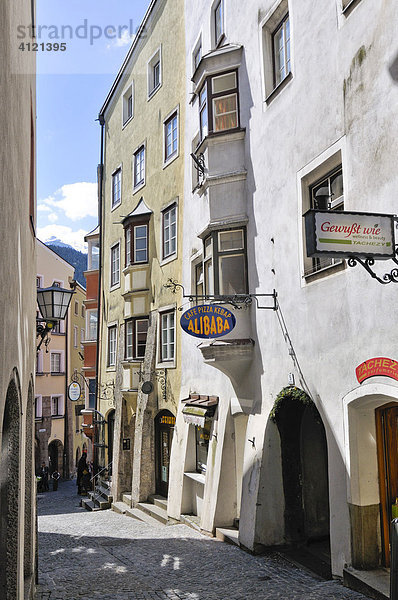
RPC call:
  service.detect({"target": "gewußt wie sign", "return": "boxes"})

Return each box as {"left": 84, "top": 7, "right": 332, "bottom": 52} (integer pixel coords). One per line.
{"left": 304, "top": 209, "right": 395, "bottom": 260}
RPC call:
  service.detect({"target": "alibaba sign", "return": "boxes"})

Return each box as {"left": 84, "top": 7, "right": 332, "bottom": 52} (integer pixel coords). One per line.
{"left": 180, "top": 304, "right": 236, "bottom": 339}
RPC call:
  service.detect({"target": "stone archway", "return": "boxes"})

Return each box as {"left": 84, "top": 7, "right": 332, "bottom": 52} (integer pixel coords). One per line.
{"left": 0, "top": 377, "right": 21, "bottom": 599}
{"left": 271, "top": 387, "right": 330, "bottom": 545}
{"left": 48, "top": 440, "right": 63, "bottom": 476}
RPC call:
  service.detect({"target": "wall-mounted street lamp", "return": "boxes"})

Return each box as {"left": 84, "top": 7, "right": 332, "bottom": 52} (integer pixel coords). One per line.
{"left": 36, "top": 282, "right": 75, "bottom": 351}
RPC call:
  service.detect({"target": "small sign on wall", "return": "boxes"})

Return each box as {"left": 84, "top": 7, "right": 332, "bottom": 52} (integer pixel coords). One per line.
{"left": 304, "top": 209, "right": 395, "bottom": 260}
{"left": 122, "top": 438, "right": 131, "bottom": 450}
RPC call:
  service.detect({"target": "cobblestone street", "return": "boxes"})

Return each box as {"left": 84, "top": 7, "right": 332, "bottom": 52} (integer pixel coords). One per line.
{"left": 35, "top": 480, "right": 370, "bottom": 600}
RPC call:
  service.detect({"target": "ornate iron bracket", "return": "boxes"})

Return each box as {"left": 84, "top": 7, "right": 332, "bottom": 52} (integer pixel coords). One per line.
{"left": 98, "top": 381, "right": 116, "bottom": 407}
{"left": 164, "top": 278, "right": 278, "bottom": 311}
{"left": 190, "top": 152, "right": 205, "bottom": 179}
{"left": 348, "top": 245, "right": 398, "bottom": 284}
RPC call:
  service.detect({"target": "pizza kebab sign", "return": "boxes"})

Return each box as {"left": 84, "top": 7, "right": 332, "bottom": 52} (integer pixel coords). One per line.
{"left": 180, "top": 304, "right": 236, "bottom": 339}
{"left": 304, "top": 209, "right": 395, "bottom": 259}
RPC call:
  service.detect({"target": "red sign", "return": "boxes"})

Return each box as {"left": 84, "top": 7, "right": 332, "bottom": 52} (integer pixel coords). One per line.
{"left": 356, "top": 357, "right": 398, "bottom": 384}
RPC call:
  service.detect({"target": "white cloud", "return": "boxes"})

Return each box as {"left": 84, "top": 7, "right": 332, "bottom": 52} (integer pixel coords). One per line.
{"left": 38, "top": 204, "right": 51, "bottom": 212}
{"left": 48, "top": 213, "right": 58, "bottom": 223}
{"left": 106, "top": 30, "right": 136, "bottom": 50}
{"left": 41, "top": 182, "right": 97, "bottom": 221}
{"left": 38, "top": 225, "right": 88, "bottom": 253}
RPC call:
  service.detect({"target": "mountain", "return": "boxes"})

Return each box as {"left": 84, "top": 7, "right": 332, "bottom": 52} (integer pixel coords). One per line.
{"left": 45, "top": 237, "right": 73, "bottom": 249}
{"left": 46, "top": 243, "right": 87, "bottom": 288}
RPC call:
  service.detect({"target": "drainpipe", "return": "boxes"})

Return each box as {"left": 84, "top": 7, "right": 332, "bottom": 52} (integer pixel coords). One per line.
{"left": 94, "top": 112, "right": 105, "bottom": 475}
{"left": 63, "top": 311, "right": 69, "bottom": 479}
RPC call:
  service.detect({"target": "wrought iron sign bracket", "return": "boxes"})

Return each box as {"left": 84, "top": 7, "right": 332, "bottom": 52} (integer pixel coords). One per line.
{"left": 135, "top": 365, "right": 167, "bottom": 402}
{"left": 164, "top": 278, "right": 278, "bottom": 311}
{"left": 348, "top": 245, "right": 398, "bottom": 284}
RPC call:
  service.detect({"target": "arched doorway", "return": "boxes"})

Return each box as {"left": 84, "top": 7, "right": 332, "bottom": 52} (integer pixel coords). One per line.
{"left": 107, "top": 409, "right": 115, "bottom": 473}
{"left": 155, "top": 410, "right": 175, "bottom": 497}
{"left": 272, "top": 388, "right": 330, "bottom": 548}
{"left": 0, "top": 378, "right": 21, "bottom": 599}
{"left": 48, "top": 440, "right": 63, "bottom": 476}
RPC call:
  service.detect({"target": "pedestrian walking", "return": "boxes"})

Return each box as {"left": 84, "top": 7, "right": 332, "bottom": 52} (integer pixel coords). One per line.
{"left": 76, "top": 451, "right": 87, "bottom": 495}
{"left": 51, "top": 470, "right": 60, "bottom": 491}
{"left": 40, "top": 462, "right": 49, "bottom": 492}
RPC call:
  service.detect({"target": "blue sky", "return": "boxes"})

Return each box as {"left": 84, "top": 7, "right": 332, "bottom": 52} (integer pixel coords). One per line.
{"left": 37, "top": 0, "right": 149, "bottom": 251}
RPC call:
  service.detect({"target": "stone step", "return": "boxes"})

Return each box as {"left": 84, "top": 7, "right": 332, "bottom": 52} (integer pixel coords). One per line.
{"left": 81, "top": 499, "right": 101, "bottom": 512}
{"left": 122, "top": 493, "right": 132, "bottom": 506}
{"left": 215, "top": 526, "right": 240, "bottom": 547}
{"left": 111, "top": 501, "right": 128, "bottom": 515}
{"left": 126, "top": 507, "right": 165, "bottom": 527}
{"left": 148, "top": 494, "right": 167, "bottom": 511}
{"left": 96, "top": 484, "right": 113, "bottom": 499}
{"left": 88, "top": 492, "right": 111, "bottom": 510}
{"left": 100, "top": 479, "right": 112, "bottom": 491}
{"left": 136, "top": 502, "right": 168, "bottom": 525}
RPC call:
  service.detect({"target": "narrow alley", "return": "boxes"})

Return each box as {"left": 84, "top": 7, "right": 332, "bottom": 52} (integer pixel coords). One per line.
{"left": 35, "top": 481, "right": 370, "bottom": 600}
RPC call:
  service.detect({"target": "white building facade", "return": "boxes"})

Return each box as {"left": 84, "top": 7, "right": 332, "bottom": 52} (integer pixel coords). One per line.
{"left": 168, "top": 0, "right": 398, "bottom": 582}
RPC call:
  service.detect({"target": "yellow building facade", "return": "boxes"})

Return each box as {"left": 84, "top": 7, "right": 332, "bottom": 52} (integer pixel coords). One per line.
{"left": 98, "top": 0, "right": 185, "bottom": 504}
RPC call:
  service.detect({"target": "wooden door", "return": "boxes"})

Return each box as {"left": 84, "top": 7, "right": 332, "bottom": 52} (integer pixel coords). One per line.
{"left": 375, "top": 405, "right": 398, "bottom": 567}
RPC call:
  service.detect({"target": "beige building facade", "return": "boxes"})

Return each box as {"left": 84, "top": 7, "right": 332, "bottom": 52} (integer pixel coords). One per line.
{"left": 98, "top": 0, "right": 185, "bottom": 504}
{"left": 0, "top": 0, "right": 37, "bottom": 596}
{"left": 35, "top": 241, "right": 85, "bottom": 480}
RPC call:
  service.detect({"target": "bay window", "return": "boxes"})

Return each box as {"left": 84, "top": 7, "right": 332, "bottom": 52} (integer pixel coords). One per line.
{"left": 125, "top": 220, "right": 149, "bottom": 265}
{"left": 197, "top": 228, "right": 247, "bottom": 296}
{"left": 199, "top": 70, "right": 239, "bottom": 139}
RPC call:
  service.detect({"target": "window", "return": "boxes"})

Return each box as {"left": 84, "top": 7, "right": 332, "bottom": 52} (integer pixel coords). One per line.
{"left": 36, "top": 351, "right": 43, "bottom": 374}
{"left": 196, "top": 420, "right": 211, "bottom": 473}
{"left": 214, "top": 0, "right": 224, "bottom": 46}
{"left": 123, "top": 83, "right": 134, "bottom": 125}
{"left": 133, "top": 145, "right": 145, "bottom": 188}
{"left": 88, "top": 239, "right": 100, "bottom": 270}
{"left": 112, "top": 168, "right": 122, "bottom": 209}
{"left": 74, "top": 326, "right": 78, "bottom": 348}
{"left": 304, "top": 166, "right": 344, "bottom": 277}
{"left": 86, "top": 309, "right": 97, "bottom": 341}
{"left": 148, "top": 47, "right": 162, "bottom": 97}
{"left": 35, "top": 396, "right": 42, "bottom": 419}
{"left": 125, "top": 318, "right": 149, "bottom": 359}
{"left": 53, "top": 281, "right": 61, "bottom": 288}
{"left": 164, "top": 112, "right": 178, "bottom": 162}
{"left": 50, "top": 352, "right": 61, "bottom": 373}
{"left": 88, "top": 379, "right": 96, "bottom": 409}
{"left": 162, "top": 204, "right": 177, "bottom": 260}
{"left": 200, "top": 228, "right": 247, "bottom": 296}
{"left": 81, "top": 328, "right": 85, "bottom": 348}
{"left": 125, "top": 221, "right": 149, "bottom": 265}
{"left": 160, "top": 311, "right": 175, "bottom": 363}
{"left": 74, "top": 301, "right": 78, "bottom": 315}
{"left": 81, "top": 305, "right": 85, "bottom": 318}
{"left": 193, "top": 36, "right": 202, "bottom": 72}
{"left": 262, "top": 1, "right": 292, "bottom": 100}
{"left": 199, "top": 70, "right": 239, "bottom": 139}
{"left": 52, "top": 320, "right": 61, "bottom": 334}
{"left": 272, "top": 14, "right": 290, "bottom": 88}
{"left": 108, "top": 325, "right": 117, "bottom": 367}
{"left": 51, "top": 396, "right": 64, "bottom": 417}
{"left": 195, "top": 262, "right": 204, "bottom": 298}
{"left": 36, "top": 276, "right": 42, "bottom": 287}
{"left": 110, "top": 243, "right": 120, "bottom": 287}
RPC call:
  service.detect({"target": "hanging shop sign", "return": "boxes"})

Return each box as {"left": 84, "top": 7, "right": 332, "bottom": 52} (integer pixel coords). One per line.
{"left": 356, "top": 357, "right": 398, "bottom": 384}
{"left": 304, "top": 210, "right": 395, "bottom": 260}
{"left": 68, "top": 381, "right": 81, "bottom": 402}
{"left": 180, "top": 304, "right": 236, "bottom": 339}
